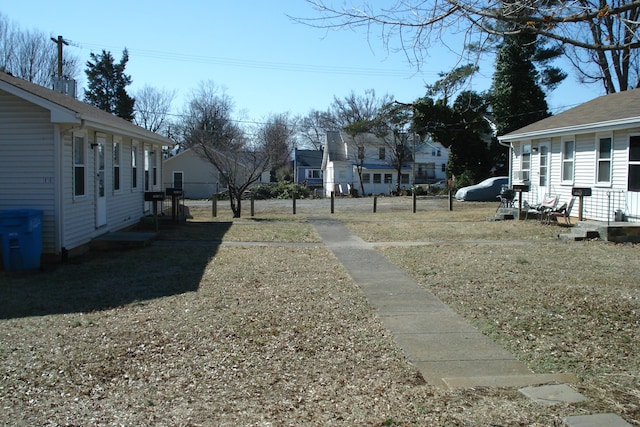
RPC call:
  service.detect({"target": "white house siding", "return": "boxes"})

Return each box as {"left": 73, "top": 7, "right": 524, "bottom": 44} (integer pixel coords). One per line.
{"left": 0, "top": 92, "right": 57, "bottom": 253}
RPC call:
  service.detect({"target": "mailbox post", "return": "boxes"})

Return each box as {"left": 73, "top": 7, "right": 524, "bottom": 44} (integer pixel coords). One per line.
{"left": 572, "top": 187, "right": 592, "bottom": 221}
{"left": 144, "top": 191, "right": 165, "bottom": 231}
{"left": 512, "top": 184, "right": 530, "bottom": 220}
{"left": 166, "top": 188, "right": 183, "bottom": 223}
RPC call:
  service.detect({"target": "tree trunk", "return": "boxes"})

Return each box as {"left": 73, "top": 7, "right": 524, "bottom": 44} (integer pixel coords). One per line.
{"left": 229, "top": 190, "right": 241, "bottom": 218}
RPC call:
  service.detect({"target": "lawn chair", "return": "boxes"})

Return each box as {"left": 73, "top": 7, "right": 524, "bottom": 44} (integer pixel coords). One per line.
{"left": 524, "top": 195, "right": 557, "bottom": 221}
{"left": 548, "top": 197, "right": 575, "bottom": 225}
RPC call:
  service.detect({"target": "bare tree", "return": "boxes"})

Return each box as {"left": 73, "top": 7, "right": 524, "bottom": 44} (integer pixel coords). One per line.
{"left": 133, "top": 85, "right": 176, "bottom": 135}
{"left": 325, "top": 89, "right": 394, "bottom": 129}
{"left": 0, "top": 13, "right": 80, "bottom": 87}
{"left": 297, "top": 0, "right": 640, "bottom": 92}
{"left": 255, "top": 113, "right": 298, "bottom": 176}
{"left": 179, "top": 82, "right": 271, "bottom": 217}
{"left": 298, "top": 109, "right": 332, "bottom": 149}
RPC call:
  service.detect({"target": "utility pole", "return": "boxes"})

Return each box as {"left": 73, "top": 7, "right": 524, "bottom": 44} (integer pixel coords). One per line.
{"left": 50, "top": 35, "right": 69, "bottom": 78}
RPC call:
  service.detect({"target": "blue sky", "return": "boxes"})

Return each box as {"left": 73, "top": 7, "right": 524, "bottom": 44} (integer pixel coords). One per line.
{"left": 3, "top": 1, "right": 605, "bottom": 123}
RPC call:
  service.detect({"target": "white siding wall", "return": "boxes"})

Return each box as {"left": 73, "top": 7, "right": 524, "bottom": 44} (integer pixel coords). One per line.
{"left": 162, "top": 150, "right": 220, "bottom": 199}
{"left": 0, "top": 92, "right": 57, "bottom": 253}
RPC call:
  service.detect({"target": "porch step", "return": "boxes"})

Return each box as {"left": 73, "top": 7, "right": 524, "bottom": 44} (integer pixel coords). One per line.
{"left": 490, "top": 207, "right": 519, "bottom": 221}
{"left": 557, "top": 220, "right": 640, "bottom": 243}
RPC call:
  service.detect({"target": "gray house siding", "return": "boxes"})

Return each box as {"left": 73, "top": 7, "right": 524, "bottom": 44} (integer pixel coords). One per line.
{"left": 0, "top": 91, "right": 57, "bottom": 253}
{"left": 163, "top": 149, "right": 220, "bottom": 199}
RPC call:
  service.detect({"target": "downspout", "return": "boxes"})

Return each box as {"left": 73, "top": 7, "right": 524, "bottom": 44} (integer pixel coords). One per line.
{"left": 57, "top": 119, "right": 86, "bottom": 258}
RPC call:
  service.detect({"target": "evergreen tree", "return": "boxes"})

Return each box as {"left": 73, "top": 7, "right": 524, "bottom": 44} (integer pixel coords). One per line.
{"left": 490, "top": 32, "right": 553, "bottom": 136}
{"left": 84, "top": 49, "right": 135, "bottom": 121}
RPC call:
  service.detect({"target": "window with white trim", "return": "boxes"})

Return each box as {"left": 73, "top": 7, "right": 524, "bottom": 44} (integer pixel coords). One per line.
{"left": 373, "top": 173, "right": 381, "bottom": 184}
{"left": 73, "top": 134, "right": 86, "bottom": 197}
{"left": 306, "top": 169, "right": 323, "bottom": 179}
{"left": 596, "top": 135, "right": 612, "bottom": 184}
{"left": 362, "top": 173, "right": 370, "bottom": 183}
{"left": 113, "top": 139, "right": 121, "bottom": 191}
{"left": 629, "top": 135, "right": 640, "bottom": 192}
{"left": 173, "top": 171, "right": 183, "bottom": 189}
{"left": 520, "top": 143, "right": 531, "bottom": 181}
{"left": 131, "top": 144, "right": 138, "bottom": 189}
{"left": 562, "top": 139, "right": 575, "bottom": 182}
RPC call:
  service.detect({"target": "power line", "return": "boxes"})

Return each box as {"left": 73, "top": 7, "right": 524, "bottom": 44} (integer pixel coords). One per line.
{"left": 67, "top": 40, "right": 440, "bottom": 79}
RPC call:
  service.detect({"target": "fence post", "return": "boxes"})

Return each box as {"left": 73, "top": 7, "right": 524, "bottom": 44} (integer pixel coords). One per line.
{"left": 373, "top": 195, "right": 377, "bottom": 213}
{"left": 331, "top": 191, "right": 335, "bottom": 214}
{"left": 413, "top": 191, "right": 417, "bottom": 213}
{"left": 251, "top": 194, "right": 255, "bottom": 217}
{"left": 212, "top": 196, "right": 217, "bottom": 218}
{"left": 293, "top": 192, "right": 297, "bottom": 215}
{"left": 449, "top": 190, "right": 453, "bottom": 211}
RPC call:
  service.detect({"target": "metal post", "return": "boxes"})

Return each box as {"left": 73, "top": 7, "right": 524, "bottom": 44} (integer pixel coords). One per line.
{"left": 293, "top": 192, "right": 297, "bottom": 215}
{"left": 331, "top": 191, "right": 335, "bottom": 214}
{"left": 212, "top": 196, "right": 217, "bottom": 218}
{"left": 449, "top": 190, "right": 453, "bottom": 211}
{"left": 413, "top": 191, "right": 417, "bottom": 213}
{"left": 373, "top": 195, "right": 377, "bottom": 213}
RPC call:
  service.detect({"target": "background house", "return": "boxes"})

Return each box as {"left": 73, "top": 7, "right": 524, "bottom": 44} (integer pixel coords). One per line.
{"left": 163, "top": 148, "right": 271, "bottom": 199}
{"left": 321, "top": 130, "right": 447, "bottom": 196}
{"left": 0, "top": 71, "right": 173, "bottom": 259}
{"left": 499, "top": 89, "right": 640, "bottom": 223}
{"left": 293, "top": 149, "right": 323, "bottom": 191}
{"left": 163, "top": 148, "right": 222, "bottom": 199}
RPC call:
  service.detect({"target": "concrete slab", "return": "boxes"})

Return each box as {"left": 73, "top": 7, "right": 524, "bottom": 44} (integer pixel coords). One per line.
{"left": 519, "top": 384, "right": 588, "bottom": 405}
{"left": 563, "top": 413, "right": 633, "bottom": 427}
{"left": 379, "top": 312, "right": 479, "bottom": 334}
{"left": 393, "top": 332, "right": 518, "bottom": 361}
{"left": 444, "top": 373, "right": 580, "bottom": 389}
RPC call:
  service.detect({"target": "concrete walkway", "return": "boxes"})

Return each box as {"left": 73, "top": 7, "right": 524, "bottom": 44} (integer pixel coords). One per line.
{"left": 310, "top": 217, "right": 578, "bottom": 390}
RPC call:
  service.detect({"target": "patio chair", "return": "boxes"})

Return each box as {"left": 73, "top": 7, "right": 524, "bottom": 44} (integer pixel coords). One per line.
{"left": 524, "top": 195, "right": 558, "bottom": 221}
{"left": 548, "top": 197, "right": 575, "bottom": 225}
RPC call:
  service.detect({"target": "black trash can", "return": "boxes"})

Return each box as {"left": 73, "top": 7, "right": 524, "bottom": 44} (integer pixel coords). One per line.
{"left": 0, "top": 209, "right": 43, "bottom": 271}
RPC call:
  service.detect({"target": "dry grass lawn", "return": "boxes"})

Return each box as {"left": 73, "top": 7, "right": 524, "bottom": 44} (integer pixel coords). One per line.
{"left": 0, "top": 197, "right": 638, "bottom": 426}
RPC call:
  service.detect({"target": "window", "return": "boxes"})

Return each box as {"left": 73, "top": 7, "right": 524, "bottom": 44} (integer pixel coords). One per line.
{"left": 384, "top": 173, "right": 393, "bottom": 183}
{"left": 441, "top": 164, "right": 446, "bottom": 172}
{"left": 131, "top": 145, "right": 138, "bottom": 189}
{"left": 597, "top": 135, "right": 612, "bottom": 184}
{"left": 373, "top": 173, "right": 381, "bottom": 184}
{"left": 362, "top": 173, "right": 370, "bottom": 183}
{"left": 152, "top": 151, "right": 157, "bottom": 186}
{"left": 401, "top": 173, "right": 410, "bottom": 184}
{"left": 520, "top": 143, "right": 531, "bottom": 181}
{"left": 173, "top": 171, "right": 183, "bottom": 189}
{"left": 437, "top": 149, "right": 441, "bottom": 157}
{"left": 113, "top": 139, "right": 121, "bottom": 191}
{"left": 144, "top": 148, "right": 150, "bottom": 191}
{"left": 306, "top": 169, "right": 323, "bottom": 179}
{"left": 629, "top": 135, "right": 640, "bottom": 192}
{"left": 73, "top": 135, "right": 85, "bottom": 196}
{"left": 379, "top": 147, "right": 385, "bottom": 160}
{"left": 562, "top": 139, "right": 575, "bottom": 182}
{"left": 431, "top": 149, "right": 436, "bottom": 156}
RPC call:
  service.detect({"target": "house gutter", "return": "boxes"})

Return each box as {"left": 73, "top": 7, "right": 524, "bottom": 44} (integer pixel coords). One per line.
{"left": 497, "top": 139, "right": 514, "bottom": 187}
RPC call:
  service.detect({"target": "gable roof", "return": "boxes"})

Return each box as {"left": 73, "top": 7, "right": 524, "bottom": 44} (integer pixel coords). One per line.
{"left": 295, "top": 149, "right": 323, "bottom": 168}
{"left": 499, "top": 88, "right": 640, "bottom": 141}
{"left": 0, "top": 71, "right": 173, "bottom": 146}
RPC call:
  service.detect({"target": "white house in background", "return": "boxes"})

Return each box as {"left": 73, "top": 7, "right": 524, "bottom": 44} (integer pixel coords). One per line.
{"left": 0, "top": 71, "right": 173, "bottom": 258}
{"left": 163, "top": 148, "right": 222, "bottom": 199}
{"left": 321, "top": 130, "right": 449, "bottom": 196}
{"left": 498, "top": 88, "right": 640, "bottom": 223}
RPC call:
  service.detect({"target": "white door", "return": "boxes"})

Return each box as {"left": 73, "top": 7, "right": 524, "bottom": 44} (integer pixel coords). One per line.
{"left": 537, "top": 142, "right": 551, "bottom": 201}
{"left": 95, "top": 140, "right": 107, "bottom": 228}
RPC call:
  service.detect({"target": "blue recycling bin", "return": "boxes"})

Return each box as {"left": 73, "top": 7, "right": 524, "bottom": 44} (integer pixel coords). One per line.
{"left": 0, "top": 209, "right": 43, "bottom": 271}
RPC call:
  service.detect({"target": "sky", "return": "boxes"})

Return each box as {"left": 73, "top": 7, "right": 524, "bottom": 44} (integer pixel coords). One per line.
{"left": 2, "top": 1, "right": 606, "bottom": 125}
